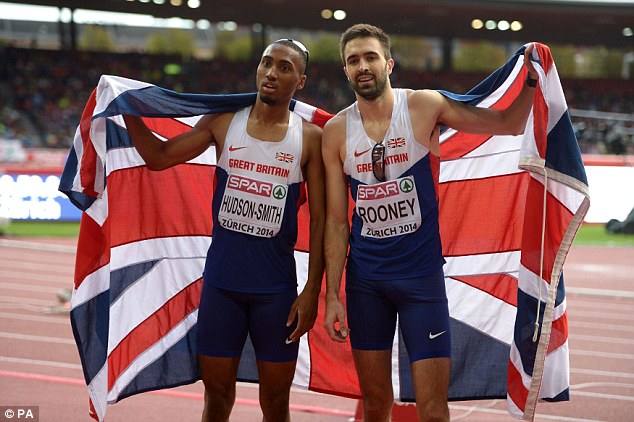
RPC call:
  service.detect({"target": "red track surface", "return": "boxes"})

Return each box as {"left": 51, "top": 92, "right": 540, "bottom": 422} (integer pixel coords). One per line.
{"left": 1, "top": 236, "right": 632, "bottom": 421}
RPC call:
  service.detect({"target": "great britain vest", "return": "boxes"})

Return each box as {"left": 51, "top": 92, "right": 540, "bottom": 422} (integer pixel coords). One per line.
{"left": 204, "top": 107, "right": 305, "bottom": 293}
{"left": 343, "top": 89, "right": 445, "bottom": 280}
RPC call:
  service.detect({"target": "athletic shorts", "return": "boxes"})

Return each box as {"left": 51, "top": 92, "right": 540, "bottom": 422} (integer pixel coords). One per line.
{"left": 345, "top": 268, "right": 451, "bottom": 363}
{"left": 197, "top": 284, "right": 299, "bottom": 362}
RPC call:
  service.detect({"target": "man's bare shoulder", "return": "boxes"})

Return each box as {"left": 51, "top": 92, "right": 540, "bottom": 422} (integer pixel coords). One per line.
{"left": 407, "top": 89, "right": 444, "bottom": 107}
{"left": 323, "top": 110, "right": 347, "bottom": 135}
{"left": 301, "top": 118, "right": 323, "bottom": 140}
{"left": 195, "top": 111, "right": 235, "bottom": 129}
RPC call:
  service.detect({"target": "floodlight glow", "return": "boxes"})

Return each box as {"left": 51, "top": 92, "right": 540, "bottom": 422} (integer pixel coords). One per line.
{"left": 158, "top": 17, "right": 194, "bottom": 29}
{"left": 511, "top": 21, "right": 523, "bottom": 31}
{"left": 0, "top": 3, "right": 60, "bottom": 22}
{"left": 333, "top": 9, "right": 347, "bottom": 20}
{"left": 60, "top": 8, "right": 72, "bottom": 23}
{"left": 73, "top": 10, "right": 157, "bottom": 26}
{"left": 217, "top": 21, "right": 237, "bottom": 31}
{"left": 188, "top": 0, "right": 201, "bottom": 8}
{"left": 252, "top": 23, "right": 263, "bottom": 32}
{"left": 485, "top": 20, "right": 496, "bottom": 30}
{"left": 624, "top": 27, "right": 633, "bottom": 37}
{"left": 498, "top": 20, "right": 510, "bottom": 31}
{"left": 471, "top": 19, "right": 484, "bottom": 30}
{"left": 170, "top": 0, "right": 182, "bottom": 5}
{"left": 153, "top": 0, "right": 165, "bottom": 4}
{"left": 321, "top": 9, "right": 333, "bottom": 19}
{"left": 197, "top": 19, "right": 211, "bottom": 30}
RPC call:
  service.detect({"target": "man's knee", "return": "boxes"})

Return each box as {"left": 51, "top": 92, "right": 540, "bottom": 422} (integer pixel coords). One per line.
{"left": 417, "top": 400, "right": 449, "bottom": 422}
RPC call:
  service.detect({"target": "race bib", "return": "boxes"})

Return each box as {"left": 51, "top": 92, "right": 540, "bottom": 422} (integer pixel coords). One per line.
{"left": 218, "top": 174, "right": 288, "bottom": 238}
{"left": 356, "top": 176, "right": 421, "bottom": 239}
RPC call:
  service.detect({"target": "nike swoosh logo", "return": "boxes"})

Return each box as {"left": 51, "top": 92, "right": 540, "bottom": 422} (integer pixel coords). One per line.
{"left": 354, "top": 147, "right": 372, "bottom": 157}
{"left": 429, "top": 331, "right": 446, "bottom": 340}
{"left": 228, "top": 145, "right": 248, "bottom": 152}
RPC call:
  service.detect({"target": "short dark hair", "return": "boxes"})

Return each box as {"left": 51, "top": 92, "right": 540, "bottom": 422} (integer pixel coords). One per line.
{"left": 340, "top": 24, "right": 392, "bottom": 64}
{"left": 273, "top": 39, "right": 309, "bottom": 75}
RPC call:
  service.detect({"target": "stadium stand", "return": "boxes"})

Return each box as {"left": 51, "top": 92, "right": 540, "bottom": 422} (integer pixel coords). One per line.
{"left": 1, "top": 46, "right": 632, "bottom": 154}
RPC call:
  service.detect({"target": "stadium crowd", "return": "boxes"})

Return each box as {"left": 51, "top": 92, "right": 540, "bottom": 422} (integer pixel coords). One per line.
{"left": 1, "top": 46, "right": 632, "bottom": 155}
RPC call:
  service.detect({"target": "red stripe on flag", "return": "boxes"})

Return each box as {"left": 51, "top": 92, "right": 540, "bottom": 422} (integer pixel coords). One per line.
{"left": 547, "top": 311, "right": 568, "bottom": 354}
{"left": 507, "top": 358, "right": 528, "bottom": 413}
{"left": 107, "top": 278, "right": 203, "bottom": 391}
{"left": 311, "top": 108, "right": 335, "bottom": 128}
{"left": 520, "top": 178, "right": 572, "bottom": 284}
{"left": 295, "top": 183, "right": 310, "bottom": 252}
{"left": 536, "top": 43, "right": 554, "bottom": 76}
{"left": 141, "top": 117, "right": 193, "bottom": 140}
{"left": 107, "top": 164, "right": 214, "bottom": 247}
{"left": 440, "top": 73, "right": 525, "bottom": 160}
{"left": 307, "top": 279, "right": 361, "bottom": 399}
{"left": 452, "top": 274, "right": 518, "bottom": 306}
{"left": 439, "top": 173, "right": 529, "bottom": 257}
{"left": 79, "top": 88, "right": 99, "bottom": 198}
{"left": 74, "top": 215, "right": 110, "bottom": 289}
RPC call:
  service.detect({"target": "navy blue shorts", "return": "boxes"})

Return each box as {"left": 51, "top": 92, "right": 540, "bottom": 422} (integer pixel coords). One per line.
{"left": 197, "top": 284, "right": 299, "bottom": 362}
{"left": 345, "top": 268, "right": 451, "bottom": 363}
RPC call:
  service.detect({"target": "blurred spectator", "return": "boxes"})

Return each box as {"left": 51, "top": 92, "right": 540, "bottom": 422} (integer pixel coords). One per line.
{"left": 1, "top": 47, "right": 632, "bottom": 154}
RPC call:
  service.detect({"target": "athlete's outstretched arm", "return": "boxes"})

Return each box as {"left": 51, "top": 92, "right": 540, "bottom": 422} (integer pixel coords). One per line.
{"left": 286, "top": 122, "right": 326, "bottom": 343}
{"left": 410, "top": 43, "right": 539, "bottom": 137}
{"left": 123, "top": 114, "right": 220, "bottom": 171}
{"left": 321, "top": 114, "right": 351, "bottom": 343}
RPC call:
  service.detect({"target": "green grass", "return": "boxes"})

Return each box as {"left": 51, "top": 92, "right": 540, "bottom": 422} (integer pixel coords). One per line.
{"left": 572, "top": 224, "right": 634, "bottom": 247}
{"left": 0, "top": 221, "right": 80, "bottom": 237}
{"left": 1, "top": 220, "right": 632, "bottom": 246}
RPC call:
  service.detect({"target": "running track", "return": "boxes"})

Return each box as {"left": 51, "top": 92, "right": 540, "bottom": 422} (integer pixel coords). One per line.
{"left": 0, "top": 236, "right": 632, "bottom": 421}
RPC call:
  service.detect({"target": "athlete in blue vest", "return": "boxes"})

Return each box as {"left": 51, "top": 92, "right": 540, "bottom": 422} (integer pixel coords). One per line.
{"left": 322, "top": 24, "right": 537, "bottom": 422}
{"left": 124, "top": 39, "right": 324, "bottom": 422}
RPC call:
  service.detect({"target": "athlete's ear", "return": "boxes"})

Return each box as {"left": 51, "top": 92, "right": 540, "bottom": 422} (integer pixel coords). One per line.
{"left": 296, "top": 74, "right": 307, "bottom": 90}
{"left": 344, "top": 66, "right": 351, "bottom": 81}
{"left": 387, "top": 58, "right": 394, "bottom": 75}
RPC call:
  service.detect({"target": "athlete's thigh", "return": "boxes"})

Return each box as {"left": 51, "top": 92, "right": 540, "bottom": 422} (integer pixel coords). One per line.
{"left": 352, "top": 349, "right": 394, "bottom": 401}
{"left": 256, "top": 359, "right": 296, "bottom": 400}
{"left": 197, "top": 284, "right": 249, "bottom": 358}
{"left": 410, "top": 357, "right": 451, "bottom": 407}
{"left": 346, "top": 274, "right": 397, "bottom": 351}
{"left": 390, "top": 270, "right": 451, "bottom": 362}
{"left": 248, "top": 289, "right": 299, "bottom": 362}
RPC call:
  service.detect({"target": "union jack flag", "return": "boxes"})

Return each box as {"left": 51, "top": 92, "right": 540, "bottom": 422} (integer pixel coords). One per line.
{"left": 387, "top": 137, "right": 406, "bottom": 149}
{"left": 275, "top": 151, "right": 294, "bottom": 163}
{"left": 59, "top": 43, "right": 586, "bottom": 421}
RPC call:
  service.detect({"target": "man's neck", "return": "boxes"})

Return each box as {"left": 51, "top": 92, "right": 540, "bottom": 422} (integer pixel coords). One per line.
{"left": 356, "top": 86, "right": 395, "bottom": 123}
{"left": 252, "top": 98, "right": 291, "bottom": 126}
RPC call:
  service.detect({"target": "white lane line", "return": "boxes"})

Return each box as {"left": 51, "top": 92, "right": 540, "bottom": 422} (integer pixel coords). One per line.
{"left": 570, "top": 321, "right": 634, "bottom": 333}
{"left": 0, "top": 331, "right": 75, "bottom": 345}
{"left": 571, "top": 368, "right": 634, "bottom": 379}
{"left": 571, "top": 349, "right": 634, "bottom": 360}
{"left": 0, "top": 356, "right": 82, "bottom": 370}
{"left": 0, "top": 239, "right": 76, "bottom": 253}
{"left": 568, "top": 309, "right": 634, "bottom": 320}
{"left": 0, "top": 311, "right": 69, "bottom": 324}
{"left": 0, "top": 282, "right": 62, "bottom": 294}
{"left": 567, "top": 287, "right": 634, "bottom": 299}
{"left": 571, "top": 333, "right": 634, "bottom": 345}
{"left": 448, "top": 403, "right": 604, "bottom": 422}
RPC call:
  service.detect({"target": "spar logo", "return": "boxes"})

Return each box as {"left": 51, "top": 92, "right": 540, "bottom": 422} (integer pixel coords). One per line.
{"left": 227, "top": 174, "right": 273, "bottom": 197}
{"left": 399, "top": 178, "right": 414, "bottom": 193}
{"left": 272, "top": 185, "right": 287, "bottom": 199}
{"left": 357, "top": 180, "right": 400, "bottom": 200}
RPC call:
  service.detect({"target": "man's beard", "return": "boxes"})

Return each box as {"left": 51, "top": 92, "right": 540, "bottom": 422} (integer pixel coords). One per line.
{"left": 350, "top": 68, "right": 388, "bottom": 101}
